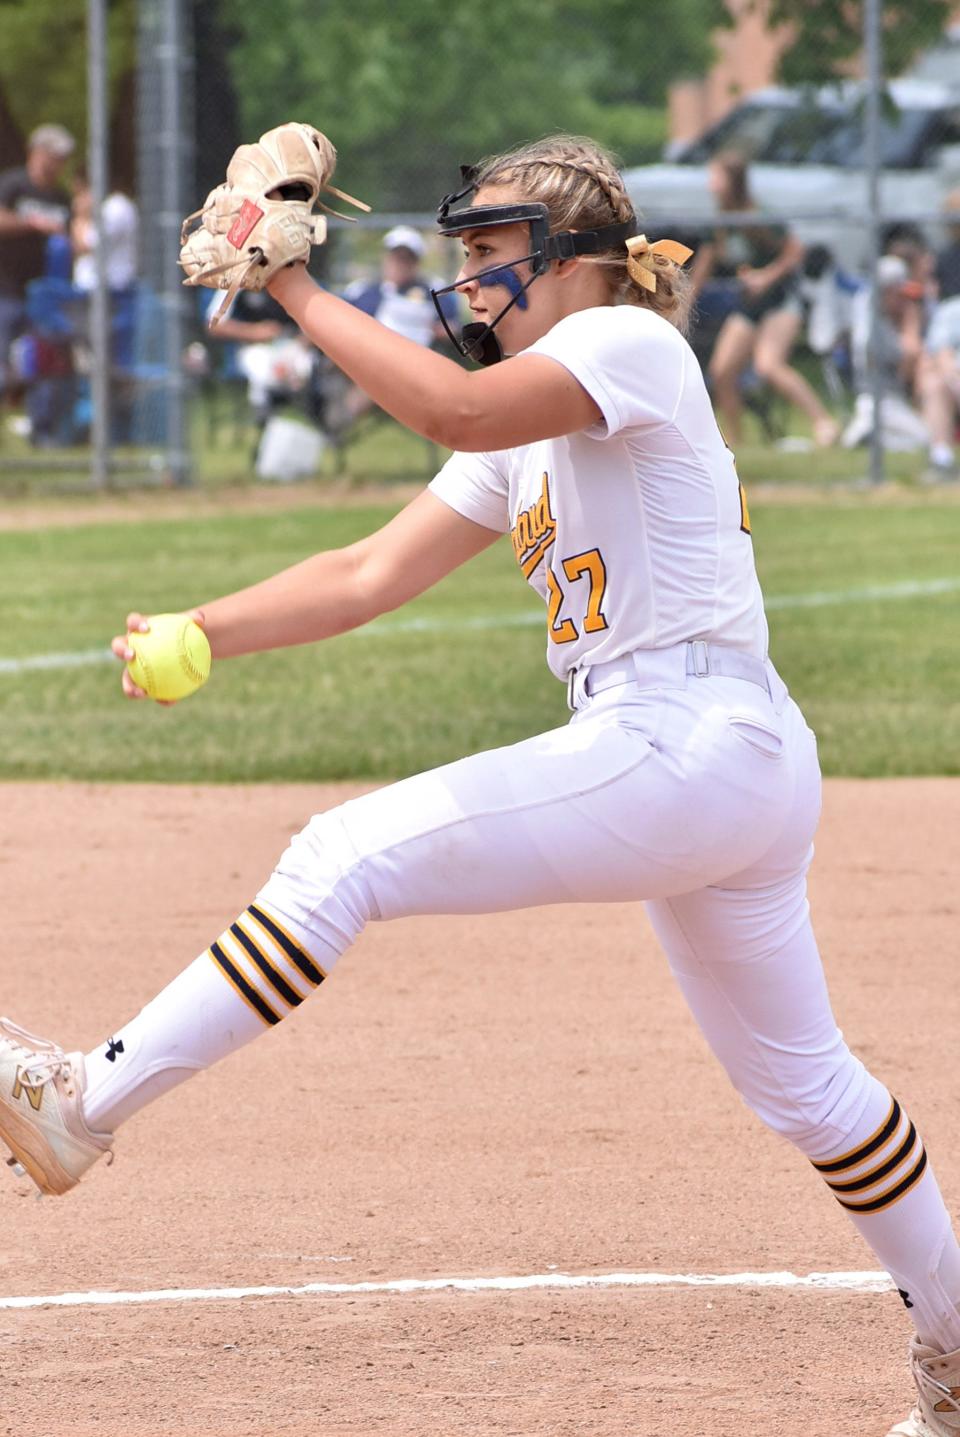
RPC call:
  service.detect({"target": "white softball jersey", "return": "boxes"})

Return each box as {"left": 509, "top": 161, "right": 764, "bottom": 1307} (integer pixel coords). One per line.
{"left": 429, "top": 304, "right": 768, "bottom": 679}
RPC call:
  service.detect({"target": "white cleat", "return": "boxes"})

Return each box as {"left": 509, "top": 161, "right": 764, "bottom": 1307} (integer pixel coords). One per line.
{"left": 0, "top": 1017, "right": 112, "bottom": 1196}
{"left": 887, "top": 1339, "right": 960, "bottom": 1435}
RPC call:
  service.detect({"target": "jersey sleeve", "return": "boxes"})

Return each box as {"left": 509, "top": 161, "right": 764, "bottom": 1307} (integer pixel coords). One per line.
{"left": 523, "top": 306, "right": 686, "bottom": 439}
{"left": 428, "top": 448, "right": 510, "bottom": 533}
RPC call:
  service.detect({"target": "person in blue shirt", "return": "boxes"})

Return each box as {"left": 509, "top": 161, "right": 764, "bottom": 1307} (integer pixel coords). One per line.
{"left": 337, "top": 226, "right": 460, "bottom": 428}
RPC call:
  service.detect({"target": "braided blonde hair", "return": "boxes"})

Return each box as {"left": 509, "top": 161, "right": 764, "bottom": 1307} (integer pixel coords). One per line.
{"left": 473, "top": 135, "right": 692, "bottom": 333}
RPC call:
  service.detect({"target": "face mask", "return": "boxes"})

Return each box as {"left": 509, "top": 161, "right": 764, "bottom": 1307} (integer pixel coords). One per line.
{"left": 431, "top": 173, "right": 636, "bottom": 365}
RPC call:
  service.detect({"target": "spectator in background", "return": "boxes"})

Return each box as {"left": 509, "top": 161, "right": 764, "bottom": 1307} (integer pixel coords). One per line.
{"left": 0, "top": 123, "right": 74, "bottom": 396}
{"left": 71, "top": 175, "right": 140, "bottom": 438}
{"left": 934, "top": 189, "right": 960, "bottom": 302}
{"left": 71, "top": 175, "right": 138, "bottom": 297}
{"left": 337, "top": 226, "right": 459, "bottom": 429}
{"left": 841, "top": 254, "right": 935, "bottom": 456}
{"left": 701, "top": 152, "right": 840, "bottom": 447}
{"left": 916, "top": 290, "right": 960, "bottom": 480}
{"left": 905, "top": 193, "right": 960, "bottom": 480}
{"left": 204, "top": 288, "right": 327, "bottom": 478}
{"left": 204, "top": 289, "right": 313, "bottom": 428}
{"left": 880, "top": 220, "right": 939, "bottom": 345}
{"left": 344, "top": 225, "right": 456, "bottom": 345}
{"left": 204, "top": 289, "right": 289, "bottom": 358}
{"left": 881, "top": 220, "right": 937, "bottom": 295}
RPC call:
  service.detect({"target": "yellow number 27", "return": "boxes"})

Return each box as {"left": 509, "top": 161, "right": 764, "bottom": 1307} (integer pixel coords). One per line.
{"left": 547, "top": 547, "right": 609, "bottom": 645}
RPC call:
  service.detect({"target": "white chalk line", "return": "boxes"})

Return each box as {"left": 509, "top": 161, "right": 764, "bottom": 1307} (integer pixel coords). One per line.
{"left": 763, "top": 576, "right": 960, "bottom": 610}
{"left": 0, "top": 647, "right": 114, "bottom": 674}
{"left": 0, "top": 576, "right": 957, "bottom": 677}
{"left": 0, "top": 1268, "right": 894, "bottom": 1311}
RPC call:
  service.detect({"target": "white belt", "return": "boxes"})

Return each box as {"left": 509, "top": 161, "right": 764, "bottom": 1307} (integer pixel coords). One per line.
{"left": 567, "top": 640, "right": 770, "bottom": 711}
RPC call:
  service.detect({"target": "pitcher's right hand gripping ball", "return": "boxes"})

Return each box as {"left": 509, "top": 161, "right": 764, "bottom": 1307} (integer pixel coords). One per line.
{"left": 178, "top": 122, "right": 369, "bottom": 327}
{"left": 124, "top": 614, "right": 211, "bottom": 703}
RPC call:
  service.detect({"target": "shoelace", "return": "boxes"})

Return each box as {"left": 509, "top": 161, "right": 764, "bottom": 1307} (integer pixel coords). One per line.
{"left": 918, "top": 1362, "right": 960, "bottom": 1421}
{"left": 0, "top": 1017, "right": 62, "bottom": 1055}
{"left": 1, "top": 1023, "right": 72, "bottom": 1091}
{"left": 16, "top": 1054, "right": 73, "bottom": 1092}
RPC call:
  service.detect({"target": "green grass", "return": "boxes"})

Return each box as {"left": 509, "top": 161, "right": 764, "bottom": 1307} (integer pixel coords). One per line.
{"left": 0, "top": 400, "right": 444, "bottom": 493}
{"left": 0, "top": 496, "right": 958, "bottom": 781}
{"left": 752, "top": 504, "right": 960, "bottom": 776}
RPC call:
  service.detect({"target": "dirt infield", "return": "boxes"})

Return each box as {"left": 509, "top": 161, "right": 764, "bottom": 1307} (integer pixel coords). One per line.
{"left": 1, "top": 779, "right": 958, "bottom": 1436}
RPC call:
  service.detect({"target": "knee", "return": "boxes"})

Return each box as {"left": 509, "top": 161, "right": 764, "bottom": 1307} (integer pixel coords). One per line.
{"left": 263, "top": 807, "right": 380, "bottom": 938}
{"left": 918, "top": 365, "right": 948, "bottom": 405}
{"left": 737, "top": 1049, "right": 873, "bottom": 1157}
{"left": 286, "top": 807, "right": 356, "bottom": 870}
{"left": 709, "top": 355, "right": 735, "bottom": 387}
{"left": 752, "top": 352, "right": 781, "bottom": 384}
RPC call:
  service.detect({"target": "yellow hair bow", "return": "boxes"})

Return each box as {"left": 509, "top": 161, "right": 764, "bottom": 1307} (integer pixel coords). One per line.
{"left": 625, "top": 234, "right": 694, "bottom": 292}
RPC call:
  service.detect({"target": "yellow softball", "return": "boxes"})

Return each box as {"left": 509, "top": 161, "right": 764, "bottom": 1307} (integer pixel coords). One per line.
{"left": 126, "top": 613, "right": 212, "bottom": 702}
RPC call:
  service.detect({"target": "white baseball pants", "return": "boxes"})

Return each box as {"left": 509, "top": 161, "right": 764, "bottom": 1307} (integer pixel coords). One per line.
{"left": 260, "top": 649, "right": 865, "bottom": 1155}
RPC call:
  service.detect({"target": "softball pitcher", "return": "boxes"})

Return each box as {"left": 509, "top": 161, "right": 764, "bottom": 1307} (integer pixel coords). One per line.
{"left": 0, "top": 131, "right": 956, "bottom": 1435}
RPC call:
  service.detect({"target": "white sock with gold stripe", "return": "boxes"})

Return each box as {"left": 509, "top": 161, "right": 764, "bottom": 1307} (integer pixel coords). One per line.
{"left": 82, "top": 902, "right": 328, "bottom": 1133}
{"left": 813, "top": 1090, "right": 960, "bottom": 1353}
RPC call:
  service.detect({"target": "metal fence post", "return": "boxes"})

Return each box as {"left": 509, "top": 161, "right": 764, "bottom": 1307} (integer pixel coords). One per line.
{"left": 158, "top": 0, "right": 191, "bottom": 486}
{"left": 86, "top": 0, "right": 110, "bottom": 489}
{"left": 864, "top": 0, "right": 886, "bottom": 487}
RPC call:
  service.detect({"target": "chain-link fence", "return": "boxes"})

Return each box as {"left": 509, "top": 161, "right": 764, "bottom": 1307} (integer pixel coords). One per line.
{"left": 2, "top": 0, "right": 960, "bottom": 489}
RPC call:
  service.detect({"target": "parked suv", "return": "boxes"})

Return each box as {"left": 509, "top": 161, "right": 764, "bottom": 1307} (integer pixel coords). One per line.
{"left": 624, "top": 79, "right": 960, "bottom": 268}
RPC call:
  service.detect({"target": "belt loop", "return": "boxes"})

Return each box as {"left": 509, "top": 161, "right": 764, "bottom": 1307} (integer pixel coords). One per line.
{"left": 690, "top": 640, "right": 710, "bottom": 677}
{"left": 568, "top": 666, "right": 589, "bottom": 711}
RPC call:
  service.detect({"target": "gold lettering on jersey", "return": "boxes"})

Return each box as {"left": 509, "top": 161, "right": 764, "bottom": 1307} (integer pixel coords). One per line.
{"left": 511, "top": 474, "right": 557, "bottom": 578}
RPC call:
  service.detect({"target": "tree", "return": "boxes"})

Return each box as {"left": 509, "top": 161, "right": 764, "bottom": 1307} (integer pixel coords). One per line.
{"left": 767, "top": 0, "right": 952, "bottom": 87}
{"left": 192, "top": 0, "right": 243, "bottom": 199}
{"left": 0, "top": 0, "right": 136, "bottom": 158}
{"left": 0, "top": 71, "right": 24, "bottom": 173}
{"left": 222, "top": 0, "right": 729, "bottom": 210}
